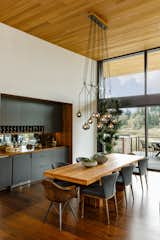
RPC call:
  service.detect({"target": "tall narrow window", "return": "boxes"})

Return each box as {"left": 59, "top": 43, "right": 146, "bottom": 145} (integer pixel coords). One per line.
{"left": 147, "top": 50, "right": 160, "bottom": 94}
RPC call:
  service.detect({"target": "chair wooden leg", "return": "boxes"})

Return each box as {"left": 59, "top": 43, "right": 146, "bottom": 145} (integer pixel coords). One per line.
{"left": 104, "top": 199, "right": 110, "bottom": 224}
{"left": 81, "top": 195, "right": 84, "bottom": 218}
{"left": 114, "top": 195, "right": 118, "bottom": 216}
{"left": 124, "top": 187, "right": 127, "bottom": 207}
{"left": 130, "top": 184, "right": 134, "bottom": 202}
{"left": 59, "top": 203, "right": 62, "bottom": 231}
{"left": 43, "top": 202, "right": 53, "bottom": 223}
{"left": 140, "top": 175, "right": 144, "bottom": 191}
{"left": 145, "top": 173, "right": 148, "bottom": 189}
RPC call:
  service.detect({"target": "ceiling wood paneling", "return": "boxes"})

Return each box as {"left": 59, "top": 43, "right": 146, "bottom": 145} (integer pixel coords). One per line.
{"left": 0, "top": 0, "right": 160, "bottom": 60}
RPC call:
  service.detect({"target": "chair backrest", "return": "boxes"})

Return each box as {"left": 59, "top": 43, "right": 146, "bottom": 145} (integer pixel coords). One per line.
{"left": 51, "top": 162, "right": 69, "bottom": 169}
{"left": 152, "top": 143, "right": 160, "bottom": 151}
{"left": 138, "top": 157, "right": 148, "bottom": 175}
{"left": 76, "top": 157, "right": 81, "bottom": 163}
{"left": 42, "top": 179, "right": 77, "bottom": 203}
{"left": 102, "top": 172, "right": 119, "bottom": 199}
{"left": 120, "top": 165, "right": 134, "bottom": 186}
{"left": 76, "top": 157, "right": 86, "bottom": 163}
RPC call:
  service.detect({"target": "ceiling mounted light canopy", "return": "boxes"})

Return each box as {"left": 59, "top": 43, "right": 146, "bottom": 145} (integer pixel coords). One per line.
{"left": 76, "top": 13, "right": 113, "bottom": 130}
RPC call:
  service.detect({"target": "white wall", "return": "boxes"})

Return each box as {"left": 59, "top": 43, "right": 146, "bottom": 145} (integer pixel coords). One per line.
{"left": 0, "top": 23, "right": 97, "bottom": 161}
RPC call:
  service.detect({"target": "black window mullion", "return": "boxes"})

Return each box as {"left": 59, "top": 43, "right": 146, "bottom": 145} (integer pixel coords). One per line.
{"left": 144, "top": 50, "right": 148, "bottom": 157}
{"left": 144, "top": 50, "right": 147, "bottom": 95}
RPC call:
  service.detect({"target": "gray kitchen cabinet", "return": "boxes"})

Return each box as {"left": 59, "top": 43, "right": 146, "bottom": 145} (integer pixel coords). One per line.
{"left": 0, "top": 94, "right": 63, "bottom": 132}
{"left": 49, "top": 147, "right": 69, "bottom": 166}
{"left": 0, "top": 94, "right": 7, "bottom": 125}
{"left": 0, "top": 157, "right": 12, "bottom": 189}
{"left": 0, "top": 147, "right": 69, "bottom": 191}
{"left": 12, "top": 154, "right": 32, "bottom": 186}
{"left": 31, "top": 147, "right": 69, "bottom": 181}
{"left": 31, "top": 151, "right": 51, "bottom": 181}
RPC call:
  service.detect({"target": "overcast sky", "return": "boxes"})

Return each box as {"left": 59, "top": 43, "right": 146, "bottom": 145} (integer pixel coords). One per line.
{"left": 104, "top": 70, "right": 160, "bottom": 98}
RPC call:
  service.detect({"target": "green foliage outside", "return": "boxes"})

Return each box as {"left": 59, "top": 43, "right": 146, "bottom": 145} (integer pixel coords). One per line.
{"left": 119, "top": 106, "right": 160, "bottom": 133}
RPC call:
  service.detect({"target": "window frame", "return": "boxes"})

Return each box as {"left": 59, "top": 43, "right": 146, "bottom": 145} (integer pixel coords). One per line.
{"left": 98, "top": 47, "right": 160, "bottom": 107}
{"left": 97, "top": 47, "right": 160, "bottom": 157}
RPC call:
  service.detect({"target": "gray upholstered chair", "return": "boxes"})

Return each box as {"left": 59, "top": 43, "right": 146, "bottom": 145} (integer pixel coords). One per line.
{"left": 51, "top": 162, "right": 73, "bottom": 187}
{"left": 117, "top": 165, "right": 134, "bottom": 206}
{"left": 81, "top": 172, "right": 119, "bottom": 224}
{"left": 42, "top": 179, "right": 77, "bottom": 231}
{"left": 51, "top": 161, "right": 69, "bottom": 169}
{"left": 133, "top": 157, "right": 148, "bottom": 191}
{"left": 76, "top": 157, "right": 89, "bottom": 163}
{"left": 76, "top": 157, "right": 81, "bottom": 163}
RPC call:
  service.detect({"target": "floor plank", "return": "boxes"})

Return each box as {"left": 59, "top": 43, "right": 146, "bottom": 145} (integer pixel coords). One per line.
{"left": 0, "top": 172, "right": 160, "bottom": 240}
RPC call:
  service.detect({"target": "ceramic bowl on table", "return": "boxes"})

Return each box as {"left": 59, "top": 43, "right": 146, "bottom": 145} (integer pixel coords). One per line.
{"left": 81, "top": 160, "right": 98, "bottom": 167}
{"left": 92, "top": 153, "right": 108, "bottom": 164}
{"left": 78, "top": 157, "right": 98, "bottom": 167}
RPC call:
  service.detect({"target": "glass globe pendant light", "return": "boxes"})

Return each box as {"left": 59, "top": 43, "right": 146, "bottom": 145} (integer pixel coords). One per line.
{"left": 76, "top": 13, "right": 114, "bottom": 130}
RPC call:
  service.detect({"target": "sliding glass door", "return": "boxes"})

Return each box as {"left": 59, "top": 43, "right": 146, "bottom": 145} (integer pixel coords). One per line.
{"left": 113, "top": 107, "right": 145, "bottom": 156}
{"left": 147, "top": 106, "right": 160, "bottom": 169}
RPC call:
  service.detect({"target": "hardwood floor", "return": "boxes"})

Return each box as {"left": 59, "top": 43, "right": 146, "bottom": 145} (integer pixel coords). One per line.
{"left": 0, "top": 171, "right": 160, "bottom": 240}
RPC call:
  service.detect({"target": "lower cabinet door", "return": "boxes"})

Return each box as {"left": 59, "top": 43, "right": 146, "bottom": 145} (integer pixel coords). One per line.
{"left": 0, "top": 157, "right": 12, "bottom": 189}
{"left": 12, "top": 154, "right": 31, "bottom": 186}
{"left": 31, "top": 152, "right": 51, "bottom": 181}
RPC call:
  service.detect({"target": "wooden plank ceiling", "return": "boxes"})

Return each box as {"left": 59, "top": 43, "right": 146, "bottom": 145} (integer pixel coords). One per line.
{"left": 0, "top": 0, "right": 160, "bottom": 60}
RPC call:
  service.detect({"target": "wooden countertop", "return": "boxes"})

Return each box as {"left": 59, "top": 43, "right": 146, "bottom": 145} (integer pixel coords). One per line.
{"left": 0, "top": 146, "right": 66, "bottom": 157}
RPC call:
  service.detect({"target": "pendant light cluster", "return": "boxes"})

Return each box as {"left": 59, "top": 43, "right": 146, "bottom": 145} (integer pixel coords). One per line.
{"left": 76, "top": 13, "right": 113, "bottom": 130}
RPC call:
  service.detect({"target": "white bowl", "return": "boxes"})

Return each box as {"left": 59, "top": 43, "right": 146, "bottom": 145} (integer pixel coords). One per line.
{"left": 82, "top": 161, "right": 97, "bottom": 167}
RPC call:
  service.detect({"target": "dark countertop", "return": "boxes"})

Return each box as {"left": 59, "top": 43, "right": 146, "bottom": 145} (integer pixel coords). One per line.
{"left": 0, "top": 146, "right": 66, "bottom": 157}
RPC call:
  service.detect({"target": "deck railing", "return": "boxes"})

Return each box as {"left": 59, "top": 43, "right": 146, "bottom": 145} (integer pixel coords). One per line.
{"left": 114, "top": 135, "right": 160, "bottom": 154}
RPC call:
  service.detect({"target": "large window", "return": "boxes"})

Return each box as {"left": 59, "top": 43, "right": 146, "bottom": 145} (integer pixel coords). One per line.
{"left": 98, "top": 47, "right": 160, "bottom": 170}
{"left": 100, "top": 49, "right": 160, "bottom": 99}
{"left": 147, "top": 50, "right": 160, "bottom": 94}
{"left": 100, "top": 53, "right": 144, "bottom": 98}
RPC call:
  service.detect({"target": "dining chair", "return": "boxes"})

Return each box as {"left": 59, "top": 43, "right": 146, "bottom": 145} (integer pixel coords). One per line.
{"left": 42, "top": 179, "right": 78, "bottom": 231}
{"left": 152, "top": 143, "right": 160, "bottom": 157}
{"left": 140, "top": 139, "right": 153, "bottom": 157}
{"left": 51, "top": 161, "right": 69, "bottom": 169}
{"left": 51, "top": 162, "right": 73, "bottom": 187}
{"left": 81, "top": 172, "right": 119, "bottom": 224}
{"left": 116, "top": 165, "right": 134, "bottom": 206}
{"left": 76, "top": 157, "right": 88, "bottom": 163}
{"left": 133, "top": 157, "right": 148, "bottom": 191}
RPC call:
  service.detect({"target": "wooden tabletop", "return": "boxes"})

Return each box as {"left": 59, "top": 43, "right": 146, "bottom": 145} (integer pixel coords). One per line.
{"left": 44, "top": 153, "right": 144, "bottom": 186}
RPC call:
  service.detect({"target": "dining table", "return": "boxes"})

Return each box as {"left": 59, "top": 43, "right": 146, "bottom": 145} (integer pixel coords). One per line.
{"left": 44, "top": 153, "right": 144, "bottom": 186}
